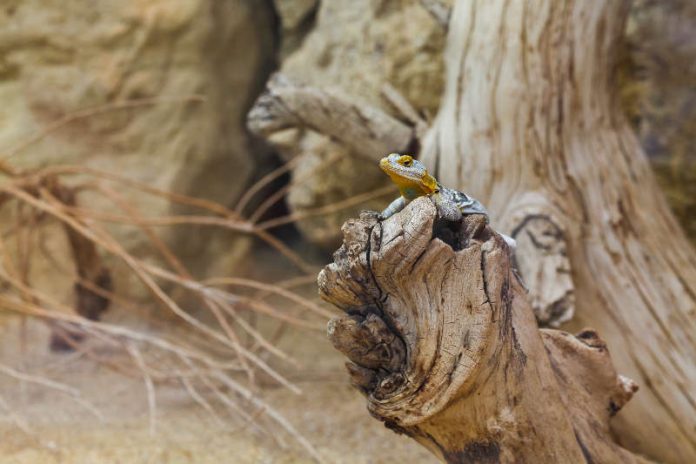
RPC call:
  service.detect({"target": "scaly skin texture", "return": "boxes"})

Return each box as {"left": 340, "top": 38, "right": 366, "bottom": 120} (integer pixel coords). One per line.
{"left": 378, "top": 153, "right": 520, "bottom": 266}
{"left": 378, "top": 153, "right": 488, "bottom": 221}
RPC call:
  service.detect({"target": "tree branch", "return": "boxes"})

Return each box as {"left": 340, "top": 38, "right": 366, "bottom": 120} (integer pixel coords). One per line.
{"left": 247, "top": 74, "right": 415, "bottom": 161}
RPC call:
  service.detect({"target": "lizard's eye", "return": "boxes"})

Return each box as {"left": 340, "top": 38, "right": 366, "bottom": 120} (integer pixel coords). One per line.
{"left": 399, "top": 155, "right": 413, "bottom": 167}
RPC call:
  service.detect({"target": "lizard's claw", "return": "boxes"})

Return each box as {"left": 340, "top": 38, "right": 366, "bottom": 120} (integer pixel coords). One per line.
{"left": 360, "top": 210, "right": 383, "bottom": 222}
{"left": 432, "top": 193, "right": 463, "bottom": 221}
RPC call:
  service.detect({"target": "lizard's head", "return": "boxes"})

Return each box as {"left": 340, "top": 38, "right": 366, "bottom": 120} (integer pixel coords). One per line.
{"left": 380, "top": 153, "right": 438, "bottom": 199}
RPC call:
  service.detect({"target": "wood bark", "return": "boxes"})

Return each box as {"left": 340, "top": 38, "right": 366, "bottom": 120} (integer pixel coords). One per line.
{"left": 420, "top": 1, "right": 696, "bottom": 461}
{"left": 247, "top": 73, "right": 415, "bottom": 161}
{"left": 319, "top": 197, "right": 649, "bottom": 463}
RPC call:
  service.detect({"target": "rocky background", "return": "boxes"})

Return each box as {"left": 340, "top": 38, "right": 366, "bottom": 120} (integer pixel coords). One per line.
{"left": 0, "top": 0, "right": 693, "bottom": 277}
{"left": 619, "top": 0, "right": 696, "bottom": 245}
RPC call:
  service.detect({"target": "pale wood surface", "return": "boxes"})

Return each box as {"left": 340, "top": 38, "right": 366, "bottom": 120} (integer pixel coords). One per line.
{"left": 320, "top": 197, "right": 650, "bottom": 463}
{"left": 421, "top": 1, "right": 696, "bottom": 461}
{"left": 248, "top": 74, "right": 414, "bottom": 162}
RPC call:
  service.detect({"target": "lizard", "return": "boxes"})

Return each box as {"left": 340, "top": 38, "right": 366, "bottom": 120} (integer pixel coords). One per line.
{"left": 378, "top": 153, "right": 518, "bottom": 254}
{"left": 378, "top": 153, "right": 489, "bottom": 222}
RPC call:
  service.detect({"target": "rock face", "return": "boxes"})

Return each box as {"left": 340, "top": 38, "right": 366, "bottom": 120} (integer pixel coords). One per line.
{"left": 273, "top": 0, "right": 318, "bottom": 58}
{"left": 619, "top": 0, "right": 696, "bottom": 244}
{"left": 274, "top": 0, "right": 446, "bottom": 247}
{"left": 0, "top": 0, "right": 277, "bottom": 287}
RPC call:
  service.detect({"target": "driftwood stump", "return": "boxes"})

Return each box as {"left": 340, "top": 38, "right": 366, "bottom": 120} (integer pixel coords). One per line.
{"left": 319, "top": 197, "right": 649, "bottom": 463}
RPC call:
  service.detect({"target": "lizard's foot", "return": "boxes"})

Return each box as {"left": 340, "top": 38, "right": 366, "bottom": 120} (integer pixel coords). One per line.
{"left": 360, "top": 210, "right": 382, "bottom": 222}
{"left": 432, "top": 195, "right": 463, "bottom": 222}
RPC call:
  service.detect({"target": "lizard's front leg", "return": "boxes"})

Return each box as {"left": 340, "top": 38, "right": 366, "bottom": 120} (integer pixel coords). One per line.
{"left": 379, "top": 196, "right": 406, "bottom": 220}
{"left": 431, "top": 192, "right": 463, "bottom": 221}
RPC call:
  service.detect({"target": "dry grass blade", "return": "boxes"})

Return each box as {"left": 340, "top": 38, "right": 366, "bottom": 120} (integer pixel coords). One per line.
{"left": 179, "top": 356, "right": 274, "bottom": 439}
{"left": 209, "top": 297, "right": 300, "bottom": 367}
{"left": 177, "top": 374, "right": 226, "bottom": 428}
{"left": 235, "top": 156, "right": 302, "bottom": 215}
{"left": 214, "top": 371, "right": 327, "bottom": 464}
{"left": 247, "top": 151, "right": 343, "bottom": 224}
{"left": 3, "top": 96, "right": 205, "bottom": 160}
{"left": 0, "top": 290, "right": 317, "bottom": 458}
{"left": 255, "top": 184, "right": 395, "bottom": 231}
{"left": 0, "top": 392, "right": 37, "bottom": 441}
{"left": 4, "top": 184, "right": 302, "bottom": 392}
{"left": 0, "top": 363, "right": 104, "bottom": 422}
{"left": 35, "top": 165, "right": 240, "bottom": 219}
{"left": 126, "top": 343, "right": 158, "bottom": 436}
{"left": 0, "top": 283, "right": 227, "bottom": 374}
{"left": 0, "top": 147, "right": 374, "bottom": 462}
{"left": 28, "top": 168, "right": 312, "bottom": 277}
{"left": 202, "top": 276, "right": 333, "bottom": 319}
{"left": 95, "top": 182, "right": 190, "bottom": 277}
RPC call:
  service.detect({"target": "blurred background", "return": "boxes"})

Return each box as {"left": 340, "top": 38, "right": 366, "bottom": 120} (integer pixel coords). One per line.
{"left": 0, "top": 0, "right": 693, "bottom": 463}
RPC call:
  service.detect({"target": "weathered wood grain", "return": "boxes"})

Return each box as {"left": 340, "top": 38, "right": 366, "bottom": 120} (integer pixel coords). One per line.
{"left": 421, "top": 1, "right": 696, "bottom": 460}
{"left": 248, "top": 74, "right": 414, "bottom": 161}
{"left": 319, "top": 198, "right": 650, "bottom": 463}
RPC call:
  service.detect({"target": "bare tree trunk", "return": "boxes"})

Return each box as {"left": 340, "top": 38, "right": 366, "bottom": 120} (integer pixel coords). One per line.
{"left": 320, "top": 199, "right": 649, "bottom": 463}
{"left": 421, "top": 1, "right": 696, "bottom": 461}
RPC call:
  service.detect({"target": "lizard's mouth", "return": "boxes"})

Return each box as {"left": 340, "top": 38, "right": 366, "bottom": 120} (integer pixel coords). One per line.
{"left": 379, "top": 157, "right": 422, "bottom": 187}
{"left": 379, "top": 157, "right": 407, "bottom": 177}
{"left": 379, "top": 157, "right": 391, "bottom": 172}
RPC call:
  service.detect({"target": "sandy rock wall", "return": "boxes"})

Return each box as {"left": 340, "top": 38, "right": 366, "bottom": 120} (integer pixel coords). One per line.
{"left": 273, "top": 0, "right": 318, "bottom": 58}
{"left": 619, "top": 0, "right": 696, "bottom": 245}
{"left": 0, "top": 0, "right": 277, "bottom": 293}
